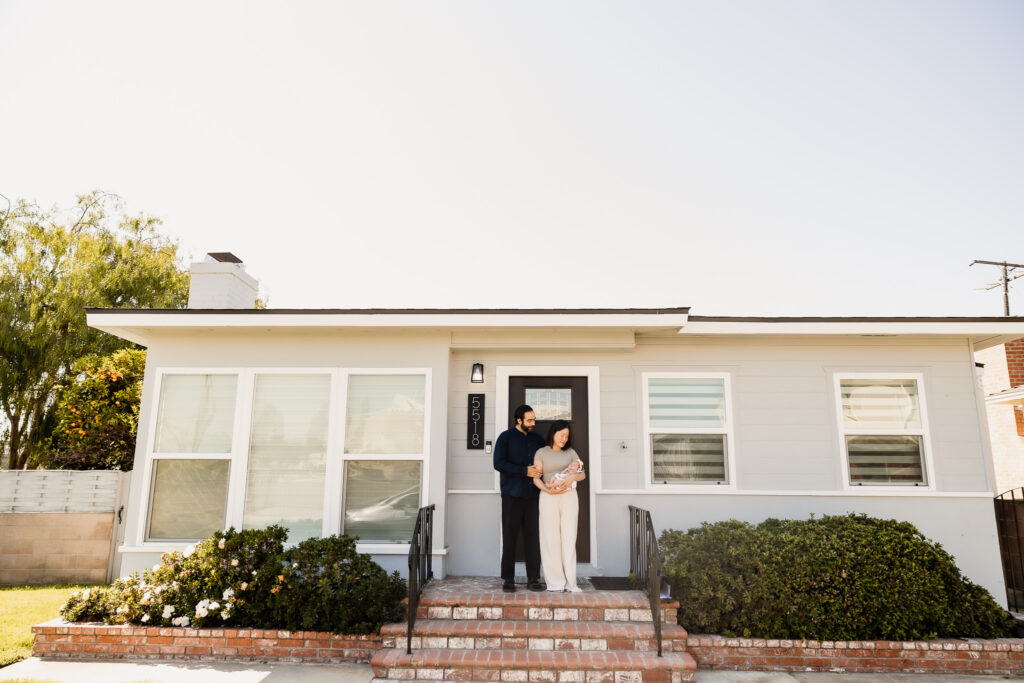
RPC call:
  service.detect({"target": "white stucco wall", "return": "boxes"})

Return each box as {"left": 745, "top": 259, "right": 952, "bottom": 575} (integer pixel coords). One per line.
{"left": 115, "top": 327, "right": 1004, "bottom": 607}
{"left": 444, "top": 334, "right": 1004, "bottom": 603}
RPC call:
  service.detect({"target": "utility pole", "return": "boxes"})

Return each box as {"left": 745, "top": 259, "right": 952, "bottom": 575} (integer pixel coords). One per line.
{"left": 970, "top": 260, "right": 1024, "bottom": 316}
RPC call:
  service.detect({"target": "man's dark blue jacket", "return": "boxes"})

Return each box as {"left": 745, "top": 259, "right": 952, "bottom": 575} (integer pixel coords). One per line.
{"left": 493, "top": 427, "right": 545, "bottom": 498}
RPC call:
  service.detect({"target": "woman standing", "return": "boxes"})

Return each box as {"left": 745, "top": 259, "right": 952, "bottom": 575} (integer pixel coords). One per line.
{"left": 532, "top": 420, "right": 586, "bottom": 592}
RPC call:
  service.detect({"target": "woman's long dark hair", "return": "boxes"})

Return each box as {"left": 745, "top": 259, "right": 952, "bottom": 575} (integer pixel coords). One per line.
{"left": 546, "top": 420, "right": 572, "bottom": 451}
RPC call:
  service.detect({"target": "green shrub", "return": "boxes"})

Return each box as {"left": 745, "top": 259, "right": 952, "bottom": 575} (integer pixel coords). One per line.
{"left": 263, "top": 535, "right": 407, "bottom": 633}
{"left": 60, "top": 526, "right": 406, "bottom": 634}
{"left": 659, "top": 514, "right": 1014, "bottom": 641}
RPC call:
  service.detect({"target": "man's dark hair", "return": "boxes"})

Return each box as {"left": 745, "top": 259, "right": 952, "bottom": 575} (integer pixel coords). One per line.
{"left": 513, "top": 404, "right": 534, "bottom": 426}
{"left": 546, "top": 420, "right": 573, "bottom": 450}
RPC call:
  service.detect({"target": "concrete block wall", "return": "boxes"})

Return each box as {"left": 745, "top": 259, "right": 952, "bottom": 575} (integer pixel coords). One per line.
{"left": 0, "top": 512, "right": 115, "bottom": 585}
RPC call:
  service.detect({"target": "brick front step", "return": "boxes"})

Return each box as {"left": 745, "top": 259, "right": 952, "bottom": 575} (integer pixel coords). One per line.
{"left": 416, "top": 591, "right": 678, "bottom": 625}
{"left": 370, "top": 648, "right": 697, "bottom": 682}
{"left": 381, "top": 619, "right": 688, "bottom": 653}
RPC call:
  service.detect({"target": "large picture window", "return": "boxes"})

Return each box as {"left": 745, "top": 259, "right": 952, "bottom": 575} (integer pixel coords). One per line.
{"left": 243, "top": 373, "right": 331, "bottom": 543}
{"left": 139, "top": 369, "right": 428, "bottom": 548}
{"left": 643, "top": 374, "right": 733, "bottom": 485}
{"left": 836, "top": 375, "right": 929, "bottom": 486}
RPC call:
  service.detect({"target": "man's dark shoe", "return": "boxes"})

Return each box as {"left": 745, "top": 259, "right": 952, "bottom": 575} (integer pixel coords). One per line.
{"left": 527, "top": 580, "right": 545, "bottom": 592}
{"left": 502, "top": 580, "right": 516, "bottom": 592}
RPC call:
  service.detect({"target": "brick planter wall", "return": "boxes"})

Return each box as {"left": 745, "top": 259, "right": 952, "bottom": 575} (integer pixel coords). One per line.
{"left": 687, "top": 635, "right": 1024, "bottom": 676}
{"left": 32, "top": 619, "right": 383, "bottom": 664}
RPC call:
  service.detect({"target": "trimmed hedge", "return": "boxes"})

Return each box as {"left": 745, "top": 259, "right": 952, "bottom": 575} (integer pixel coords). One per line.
{"left": 60, "top": 526, "right": 406, "bottom": 634}
{"left": 659, "top": 514, "right": 1014, "bottom": 641}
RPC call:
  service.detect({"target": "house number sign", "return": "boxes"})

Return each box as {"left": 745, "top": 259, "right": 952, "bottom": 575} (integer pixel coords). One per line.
{"left": 467, "top": 394, "right": 484, "bottom": 449}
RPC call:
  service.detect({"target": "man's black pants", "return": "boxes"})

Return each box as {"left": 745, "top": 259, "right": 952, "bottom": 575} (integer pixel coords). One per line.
{"left": 500, "top": 494, "right": 541, "bottom": 582}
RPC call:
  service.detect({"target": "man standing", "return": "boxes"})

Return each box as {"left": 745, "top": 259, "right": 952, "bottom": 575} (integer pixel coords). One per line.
{"left": 493, "top": 404, "right": 546, "bottom": 592}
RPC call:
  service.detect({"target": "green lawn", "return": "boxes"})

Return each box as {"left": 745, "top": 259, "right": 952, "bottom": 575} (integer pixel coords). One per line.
{"left": 0, "top": 585, "right": 95, "bottom": 668}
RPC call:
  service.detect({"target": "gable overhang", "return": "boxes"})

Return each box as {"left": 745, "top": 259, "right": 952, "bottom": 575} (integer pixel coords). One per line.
{"left": 987, "top": 386, "right": 1024, "bottom": 406}
{"left": 85, "top": 309, "right": 1024, "bottom": 351}
{"left": 681, "top": 316, "right": 1024, "bottom": 351}
{"left": 85, "top": 308, "right": 691, "bottom": 347}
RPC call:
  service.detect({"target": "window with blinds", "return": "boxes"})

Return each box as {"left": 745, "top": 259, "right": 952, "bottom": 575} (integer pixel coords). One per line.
{"left": 243, "top": 374, "right": 331, "bottom": 543}
{"left": 838, "top": 377, "right": 927, "bottom": 485}
{"left": 148, "top": 373, "right": 238, "bottom": 541}
{"left": 645, "top": 375, "right": 731, "bottom": 485}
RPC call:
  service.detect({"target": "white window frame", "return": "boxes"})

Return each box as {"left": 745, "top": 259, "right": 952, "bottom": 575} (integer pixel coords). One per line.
{"left": 642, "top": 372, "right": 737, "bottom": 489}
{"left": 234, "top": 368, "right": 337, "bottom": 542}
{"left": 336, "top": 368, "right": 431, "bottom": 543}
{"left": 138, "top": 368, "right": 246, "bottom": 546}
{"left": 133, "top": 366, "right": 431, "bottom": 549}
{"left": 833, "top": 372, "right": 934, "bottom": 490}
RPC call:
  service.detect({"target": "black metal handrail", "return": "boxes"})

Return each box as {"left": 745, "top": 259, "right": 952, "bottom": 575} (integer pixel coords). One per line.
{"left": 629, "top": 505, "right": 663, "bottom": 657}
{"left": 407, "top": 504, "right": 435, "bottom": 654}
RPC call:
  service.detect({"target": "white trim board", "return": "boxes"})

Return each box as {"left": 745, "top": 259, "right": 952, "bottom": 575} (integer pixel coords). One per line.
{"left": 593, "top": 489, "right": 993, "bottom": 498}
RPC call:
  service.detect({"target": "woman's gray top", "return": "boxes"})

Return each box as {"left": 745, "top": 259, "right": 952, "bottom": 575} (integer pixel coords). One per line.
{"left": 533, "top": 446, "right": 582, "bottom": 485}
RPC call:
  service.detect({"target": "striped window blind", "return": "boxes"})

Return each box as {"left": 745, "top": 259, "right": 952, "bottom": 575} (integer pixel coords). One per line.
{"left": 646, "top": 376, "right": 730, "bottom": 484}
{"left": 648, "top": 378, "right": 726, "bottom": 429}
{"left": 839, "top": 378, "right": 926, "bottom": 485}
{"left": 651, "top": 434, "right": 727, "bottom": 482}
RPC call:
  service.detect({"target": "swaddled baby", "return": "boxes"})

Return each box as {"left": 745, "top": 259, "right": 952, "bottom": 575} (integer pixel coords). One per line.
{"left": 549, "top": 458, "right": 583, "bottom": 490}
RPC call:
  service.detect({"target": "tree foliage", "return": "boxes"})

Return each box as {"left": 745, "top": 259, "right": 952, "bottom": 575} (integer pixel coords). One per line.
{"left": 0, "top": 192, "right": 188, "bottom": 470}
{"left": 41, "top": 348, "right": 146, "bottom": 470}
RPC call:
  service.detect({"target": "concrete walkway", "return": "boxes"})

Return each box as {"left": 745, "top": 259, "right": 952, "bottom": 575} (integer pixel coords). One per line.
{"left": 0, "top": 658, "right": 373, "bottom": 682}
{"left": 0, "top": 659, "right": 1015, "bottom": 683}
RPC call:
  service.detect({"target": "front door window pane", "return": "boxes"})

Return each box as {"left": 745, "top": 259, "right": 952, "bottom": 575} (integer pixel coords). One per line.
{"left": 148, "top": 459, "right": 229, "bottom": 540}
{"left": 344, "top": 375, "right": 426, "bottom": 454}
{"left": 525, "top": 388, "right": 572, "bottom": 420}
{"left": 154, "top": 375, "right": 237, "bottom": 453}
{"left": 243, "top": 374, "right": 331, "bottom": 543}
{"left": 343, "top": 460, "right": 421, "bottom": 542}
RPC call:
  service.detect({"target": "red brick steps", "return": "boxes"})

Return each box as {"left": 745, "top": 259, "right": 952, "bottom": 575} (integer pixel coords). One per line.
{"left": 381, "top": 619, "right": 689, "bottom": 653}
{"left": 371, "top": 581, "right": 695, "bottom": 682}
{"left": 371, "top": 648, "right": 696, "bottom": 682}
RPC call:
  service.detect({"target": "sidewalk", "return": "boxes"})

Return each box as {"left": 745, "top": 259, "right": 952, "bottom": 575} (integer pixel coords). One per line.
{"left": 0, "top": 659, "right": 1014, "bottom": 683}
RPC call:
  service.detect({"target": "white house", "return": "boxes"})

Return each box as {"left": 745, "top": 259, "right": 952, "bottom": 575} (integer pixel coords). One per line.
{"left": 87, "top": 256, "right": 1024, "bottom": 606}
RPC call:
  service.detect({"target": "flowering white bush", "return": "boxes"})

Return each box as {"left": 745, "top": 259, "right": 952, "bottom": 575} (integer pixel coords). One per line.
{"left": 60, "top": 525, "right": 407, "bottom": 634}
{"left": 60, "top": 526, "right": 287, "bottom": 628}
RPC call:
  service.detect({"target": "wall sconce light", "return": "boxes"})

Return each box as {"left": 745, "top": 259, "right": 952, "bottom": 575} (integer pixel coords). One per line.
{"left": 471, "top": 363, "right": 484, "bottom": 383}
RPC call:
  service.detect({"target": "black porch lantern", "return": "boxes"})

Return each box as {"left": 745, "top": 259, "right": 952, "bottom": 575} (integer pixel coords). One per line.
{"left": 470, "top": 363, "right": 484, "bottom": 383}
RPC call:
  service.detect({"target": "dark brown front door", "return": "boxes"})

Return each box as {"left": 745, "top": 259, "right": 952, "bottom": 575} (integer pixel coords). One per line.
{"left": 509, "top": 376, "right": 590, "bottom": 563}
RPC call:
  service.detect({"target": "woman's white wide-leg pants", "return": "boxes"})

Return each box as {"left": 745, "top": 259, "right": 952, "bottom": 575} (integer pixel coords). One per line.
{"left": 538, "top": 488, "right": 578, "bottom": 591}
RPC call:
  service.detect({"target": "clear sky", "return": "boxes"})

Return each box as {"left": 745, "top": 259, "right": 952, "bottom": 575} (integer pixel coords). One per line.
{"left": 2, "top": 1, "right": 1021, "bottom": 315}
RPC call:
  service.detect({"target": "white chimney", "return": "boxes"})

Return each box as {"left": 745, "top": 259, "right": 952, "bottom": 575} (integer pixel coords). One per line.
{"left": 188, "top": 252, "right": 259, "bottom": 309}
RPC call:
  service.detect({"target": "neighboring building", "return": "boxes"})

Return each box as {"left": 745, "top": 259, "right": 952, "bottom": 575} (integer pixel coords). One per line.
{"left": 977, "top": 338, "right": 1024, "bottom": 493}
{"left": 86, "top": 256, "right": 1024, "bottom": 607}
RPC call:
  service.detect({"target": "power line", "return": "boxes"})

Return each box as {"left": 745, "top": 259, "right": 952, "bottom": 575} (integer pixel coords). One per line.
{"left": 970, "top": 260, "right": 1024, "bottom": 316}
